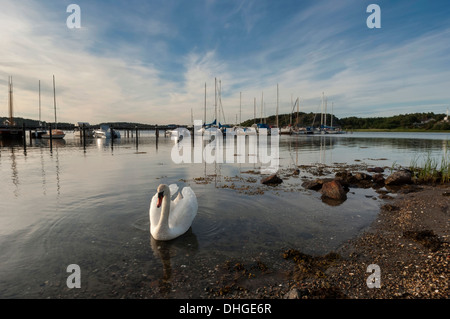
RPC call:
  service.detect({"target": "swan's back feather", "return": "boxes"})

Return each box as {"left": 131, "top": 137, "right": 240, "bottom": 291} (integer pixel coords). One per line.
{"left": 169, "top": 186, "right": 198, "bottom": 229}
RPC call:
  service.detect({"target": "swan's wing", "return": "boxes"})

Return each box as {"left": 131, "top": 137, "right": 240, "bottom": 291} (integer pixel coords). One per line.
{"left": 149, "top": 193, "right": 160, "bottom": 226}
{"left": 172, "top": 191, "right": 183, "bottom": 207}
{"left": 169, "top": 184, "right": 179, "bottom": 197}
{"left": 169, "top": 186, "right": 198, "bottom": 229}
{"left": 181, "top": 187, "right": 198, "bottom": 212}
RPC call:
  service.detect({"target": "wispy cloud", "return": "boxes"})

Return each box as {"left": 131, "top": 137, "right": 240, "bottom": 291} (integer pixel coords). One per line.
{"left": 1, "top": 0, "right": 449, "bottom": 125}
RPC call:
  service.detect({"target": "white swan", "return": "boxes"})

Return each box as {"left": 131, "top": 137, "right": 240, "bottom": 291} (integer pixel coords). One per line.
{"left": 149, "top": 184, "right": 198, "bottom": 241}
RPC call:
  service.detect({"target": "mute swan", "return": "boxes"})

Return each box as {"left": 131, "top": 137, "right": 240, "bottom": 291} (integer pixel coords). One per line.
{"left": 149, "top": 184, "right": 198, "bottom": 241}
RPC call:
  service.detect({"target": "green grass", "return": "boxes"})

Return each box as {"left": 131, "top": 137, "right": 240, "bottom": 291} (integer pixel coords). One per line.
{"left": 409, "top": 147, "right": 450, "bottom": 184}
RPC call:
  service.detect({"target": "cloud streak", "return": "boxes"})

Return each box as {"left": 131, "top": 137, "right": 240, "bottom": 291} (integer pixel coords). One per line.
{"left": 1, "top": 0, "right": 450, "bottom": 125}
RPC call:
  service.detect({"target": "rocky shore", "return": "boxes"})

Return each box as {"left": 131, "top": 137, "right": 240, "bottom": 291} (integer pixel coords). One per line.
{"left": 203, "top": 168, "right": 449, "bottom": 299}
{"left": 281, "top": 183, "right": 449, "bottom": 299}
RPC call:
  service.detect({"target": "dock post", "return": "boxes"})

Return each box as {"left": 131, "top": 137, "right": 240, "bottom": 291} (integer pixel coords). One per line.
{"left": 110, "top": 126, "right": 114, "bottom": 147}
{"left": 29, "top": 128, "right": 32, "bottom": 145}
{"left": 135, "top": 126, "right": 138, "bottom": 146}
{"left": 22, "top": 123, "right": 27, "bottom": 153}
{"left": 82, "top": 123, "right": 86, "bottom": 149}
{"left": 155, "top": 124, "right": 159, "bottom": 138}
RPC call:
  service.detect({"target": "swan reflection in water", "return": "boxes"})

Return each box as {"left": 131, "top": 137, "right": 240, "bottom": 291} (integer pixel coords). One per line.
{"left": 149, "top": 228, "right": 199, "bottom": 294}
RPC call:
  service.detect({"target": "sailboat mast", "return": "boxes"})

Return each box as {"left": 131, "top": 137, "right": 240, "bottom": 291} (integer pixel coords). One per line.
{"left": 8, "top": 76, "right": 14, "bottom": 126}
{"left": 331, "top": 102, "right": 334, "bottom": 128}
{"left": 276, "top": 84, "right": 279, "bottom": 128}
{"left": 214, "top": 77, "right": 217, "bottom": 124}
{"left": 260, "top": 92, "right": 263, "bottom": 124}
{"left": 321, "top": 92, "right": 324, "bottom": 129}
{"left": 219, "top": 80, "right": 225, "bottom": 124}
{"left": 53, "top": 75, "right": 57, "bottom": 129}
{"left": 254, "top": 97, "right": 256, "bottom": 125}
{"left": 239, "top": 92, "right": 242, "bottom": 125}
{"left": 39, "top": 80, "right": 41, "bottom": 125}
{"left": 204, "top": 82, "right": 206, "bottom": 125}
{"left": 290, "top": 94, "right": 293, "bottom": 126}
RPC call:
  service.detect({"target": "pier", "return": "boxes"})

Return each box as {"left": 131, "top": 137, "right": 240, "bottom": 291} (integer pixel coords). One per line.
{"left": 0, "top": 123, "right": 184, "bottom": 153}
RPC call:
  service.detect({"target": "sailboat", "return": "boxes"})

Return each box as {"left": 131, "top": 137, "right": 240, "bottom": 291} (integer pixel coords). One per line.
{"left": 42, "top": 75, "right": 65, "bottom": 139}
{"left": 0, "top": 76, "right": 24, "bottom": 139}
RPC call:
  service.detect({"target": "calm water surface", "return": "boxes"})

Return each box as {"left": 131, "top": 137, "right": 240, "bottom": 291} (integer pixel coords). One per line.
{"left": 0, "top": 131, "right": 448, "bottom": 298}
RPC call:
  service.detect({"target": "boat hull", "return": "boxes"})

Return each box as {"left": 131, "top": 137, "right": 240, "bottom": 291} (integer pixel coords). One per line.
{"left": 41, "top": 129, "right": 65, "bottom": 139}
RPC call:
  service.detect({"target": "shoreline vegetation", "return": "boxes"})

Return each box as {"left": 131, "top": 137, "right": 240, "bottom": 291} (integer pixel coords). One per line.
{"left": 2, "top": 111, "right": 449, "bottom": 131}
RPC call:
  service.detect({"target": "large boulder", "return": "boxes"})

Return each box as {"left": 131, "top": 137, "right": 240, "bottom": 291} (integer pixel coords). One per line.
{"left": 385, "top": 170, "right": 412, "bottom": 185}
{"left": 302, "top": 178, "right": 335, "bottom": 190}
{"left": 320, "top": 180, "right": 347, "bottom": 201}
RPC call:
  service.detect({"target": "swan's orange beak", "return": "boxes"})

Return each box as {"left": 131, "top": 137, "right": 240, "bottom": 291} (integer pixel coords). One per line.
{"left": 156, "top": 191, "right": 164, "bottom": 208}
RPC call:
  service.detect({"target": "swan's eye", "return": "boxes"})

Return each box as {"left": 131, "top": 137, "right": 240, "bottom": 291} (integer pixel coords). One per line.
{"left": 158, "top": 191, "right": 164, "bottom": 199}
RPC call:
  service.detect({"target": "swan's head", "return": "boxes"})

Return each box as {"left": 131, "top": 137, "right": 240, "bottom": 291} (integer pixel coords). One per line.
{"left": 156, "top": 184, "right": 169, "bottom": 208}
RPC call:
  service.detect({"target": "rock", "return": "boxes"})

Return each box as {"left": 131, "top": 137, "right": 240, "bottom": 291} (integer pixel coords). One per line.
{"left": 301, "top": 178, "right": 334, "bottom": 190}
{"left": 385, "top": 170, "right": 412, "bottom": 185}
{"left": 335, "top": 171, "right": 357, "bottom": 186}
{"left": 261, "top": 174, "right": 283, "bottom": 185}
{"left": 302, "top": 180, "right": 322, "bottom": 190}
{"left": 372, "top": 173, "right": 385, "bottom": 184}
{"left": 355, "top": 172, "right": 372, "bottom": 180}
{"left": 368, "top": 167, "right": 385, "bottom": 173}
{"left": 284, "top": 288, "right": 301, "bottom": 299}
{"left": 320, "top": 180, "right": 347, "bottom": 201}
{"left": 316, "top": 178, "right": 335, "bottom": 185}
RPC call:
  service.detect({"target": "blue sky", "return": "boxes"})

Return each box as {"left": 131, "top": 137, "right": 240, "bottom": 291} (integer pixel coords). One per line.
{"left": 1, "top": 0, "right": 450, "bottom": 124}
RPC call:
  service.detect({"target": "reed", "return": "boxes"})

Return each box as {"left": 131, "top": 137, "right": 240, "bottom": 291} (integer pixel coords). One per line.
{"left": 409, "top": 146, "right": 450, "bottom": 184}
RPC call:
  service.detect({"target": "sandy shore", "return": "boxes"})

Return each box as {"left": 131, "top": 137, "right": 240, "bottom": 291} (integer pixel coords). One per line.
{"left": 206, "top": 183, "right": 449, "bottom": 299}
{"left": 287, "top": 183, "right": 449, "bottom": 299}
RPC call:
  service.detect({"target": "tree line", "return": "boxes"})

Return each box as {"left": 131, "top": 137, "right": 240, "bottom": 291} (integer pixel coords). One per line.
{"left": 3, "top": 111, "right": 449, "bottom": 131}
{"left": 241, "top": 112, "right": 449, "bottom": 130}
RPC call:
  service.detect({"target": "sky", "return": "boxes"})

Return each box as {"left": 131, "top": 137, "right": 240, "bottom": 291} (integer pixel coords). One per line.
{"left": 1, "top": 0, "right": 450, "bottom": 125}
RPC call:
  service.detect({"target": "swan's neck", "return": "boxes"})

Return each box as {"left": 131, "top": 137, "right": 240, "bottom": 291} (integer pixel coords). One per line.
{"left": 157, "top": 194, "right": 171, "bottom": 231}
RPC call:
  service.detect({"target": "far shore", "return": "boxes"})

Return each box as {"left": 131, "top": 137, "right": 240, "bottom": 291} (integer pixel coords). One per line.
{"left": 349, "top": 129, "right": 450, "bottom": 133}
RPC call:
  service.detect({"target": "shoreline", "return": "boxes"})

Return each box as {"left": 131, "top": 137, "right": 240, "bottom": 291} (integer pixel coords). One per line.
{"left": 223, "top": 183, "right": 449, "bottom": 299}
{"left": 196, "top": 175, "right": 449, "bottom": 299}
{"left": 282, "top": 183, "right": 449, "bottom": 299}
